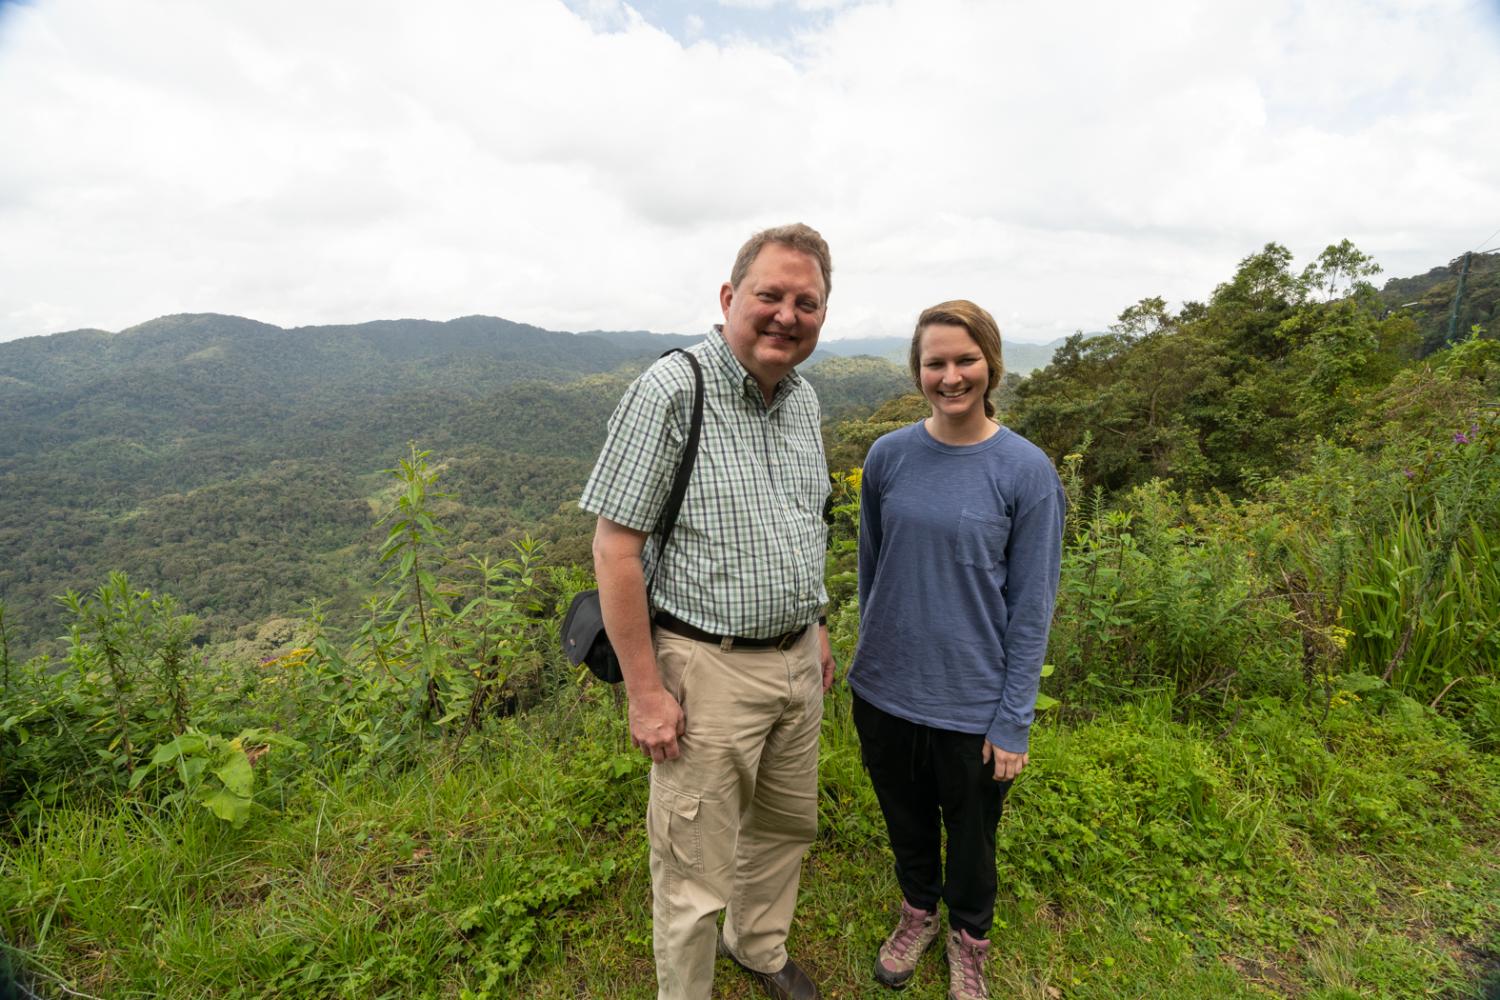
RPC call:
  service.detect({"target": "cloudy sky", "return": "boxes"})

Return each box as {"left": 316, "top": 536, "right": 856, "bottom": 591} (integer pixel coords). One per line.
{"left": 1, "top": 0, "right": 1498, "bottom": 345}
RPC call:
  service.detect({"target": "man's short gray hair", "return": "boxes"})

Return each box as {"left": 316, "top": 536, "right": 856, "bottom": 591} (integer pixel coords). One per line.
{"left": 729, "top": 223, "right": 833, "bottom": 300}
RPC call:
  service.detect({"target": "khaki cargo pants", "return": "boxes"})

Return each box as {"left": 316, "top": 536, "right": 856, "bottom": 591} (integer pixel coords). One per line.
{"left": 647, "top": 624, "right": 823, "bottom": 1000}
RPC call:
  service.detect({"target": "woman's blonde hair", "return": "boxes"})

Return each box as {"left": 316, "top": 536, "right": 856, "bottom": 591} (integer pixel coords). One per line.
{"left": 908, "top": 299, "right": 1004, "bottom": 418}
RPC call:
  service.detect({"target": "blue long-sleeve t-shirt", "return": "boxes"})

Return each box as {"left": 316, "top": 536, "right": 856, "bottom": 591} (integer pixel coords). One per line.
{"left": 847, "top": 421, "right": 1065, "bottom": 753}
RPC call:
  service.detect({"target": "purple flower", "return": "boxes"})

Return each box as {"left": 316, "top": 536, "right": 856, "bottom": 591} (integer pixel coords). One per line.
{"left": 1454, "top": 431, "right": 1471, "bottom": 445}
{"left": 1403, "top": 468, "right": 1414, "bottom": 479}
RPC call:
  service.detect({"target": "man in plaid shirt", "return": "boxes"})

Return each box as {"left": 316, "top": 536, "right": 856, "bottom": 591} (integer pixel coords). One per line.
{"left": 581, "top": 223, "right": 837, "bottom": 1000}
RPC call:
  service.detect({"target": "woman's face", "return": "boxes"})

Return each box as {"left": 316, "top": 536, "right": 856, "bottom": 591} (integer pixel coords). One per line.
{"left": 917, "top": 322, "right": 989, "bottom": 422}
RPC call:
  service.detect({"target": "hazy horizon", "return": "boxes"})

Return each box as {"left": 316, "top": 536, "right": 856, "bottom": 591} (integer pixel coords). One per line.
{"left": 2, "top": 0, "right": 1497, "bottom": 346}
{"left": 2, "top": 309, "right": 1084, "bottom": 347}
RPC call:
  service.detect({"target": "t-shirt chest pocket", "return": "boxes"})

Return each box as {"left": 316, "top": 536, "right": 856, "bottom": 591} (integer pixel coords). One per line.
{"left": 954, "top": 508, "right": 1011, "bottom": 570}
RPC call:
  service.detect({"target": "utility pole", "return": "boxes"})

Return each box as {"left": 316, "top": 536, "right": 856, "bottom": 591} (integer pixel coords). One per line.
{"left": 1444, "top": 251, "right": 1473, "bottom": 346}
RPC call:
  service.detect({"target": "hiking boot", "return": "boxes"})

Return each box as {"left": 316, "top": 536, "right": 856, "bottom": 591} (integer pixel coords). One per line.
{"left": 873, "top": 900, "right": 940, "bottom": 988}
{"left": 945, "top": 927, "right": 990, "bottom": 1000}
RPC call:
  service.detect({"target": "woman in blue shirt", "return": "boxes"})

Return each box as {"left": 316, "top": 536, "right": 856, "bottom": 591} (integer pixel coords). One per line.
{"left": 847, "top": 300, "right": 1065, "bottom": 1000}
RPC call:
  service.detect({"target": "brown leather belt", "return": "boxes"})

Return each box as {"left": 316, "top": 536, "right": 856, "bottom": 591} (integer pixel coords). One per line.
{"left": 653, "top": 611, "right": 809, "bottom": 652}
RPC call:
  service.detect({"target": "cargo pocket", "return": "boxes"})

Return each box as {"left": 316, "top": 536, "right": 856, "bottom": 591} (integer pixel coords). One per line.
{"left": 954, "top": 509, "right": 1011, "bottom": 569}
{"left": 647, "top": 779, "right": 703, "bottom": 874}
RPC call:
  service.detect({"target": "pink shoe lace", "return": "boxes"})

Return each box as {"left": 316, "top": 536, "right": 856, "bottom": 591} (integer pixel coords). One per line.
{"left": 876, "top": 900, "right": 939, "bottom": 984}
{"left": 947, "top": 928, "right": 990, "bottom": 1000}
{"left": 885, "top": 901, "right": 937, "bottom": 961}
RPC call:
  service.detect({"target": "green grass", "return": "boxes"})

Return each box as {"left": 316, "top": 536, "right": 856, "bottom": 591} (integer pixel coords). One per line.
{"left": 2, "top": 684, "right": 1497, "bottom": 999}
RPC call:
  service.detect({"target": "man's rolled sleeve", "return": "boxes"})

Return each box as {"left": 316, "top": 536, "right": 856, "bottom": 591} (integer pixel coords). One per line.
{"left": 579, "top": 372, "right": 684, "bottom": 532}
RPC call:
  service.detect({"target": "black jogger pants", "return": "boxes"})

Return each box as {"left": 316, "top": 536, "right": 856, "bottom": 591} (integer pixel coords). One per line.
{"left": 852, "top": 692, "right": 1013, "bottom": 938}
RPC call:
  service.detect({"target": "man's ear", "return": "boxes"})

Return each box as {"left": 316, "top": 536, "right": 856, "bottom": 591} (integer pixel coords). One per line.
{"left": 719, "top": 281, "right": 734, "bottom": 319}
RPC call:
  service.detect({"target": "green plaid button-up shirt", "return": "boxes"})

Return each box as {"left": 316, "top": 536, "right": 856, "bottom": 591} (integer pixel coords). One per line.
{"left": 580, "top": 328, "right": 830, "bottom": 638}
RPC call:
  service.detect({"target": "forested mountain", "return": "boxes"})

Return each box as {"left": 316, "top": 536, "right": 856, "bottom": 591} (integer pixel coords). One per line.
{"left": 0, "top": 315, "right": 908, "bottom": 656}
{"left": 1377, "top": 248, "right": 1499, "bottom": 353}
{"left": 808, "top": 334, "right": 1070, "bottom": 375}
{"left": 1006, "top": 242, "right": 1497, "bottom": 495}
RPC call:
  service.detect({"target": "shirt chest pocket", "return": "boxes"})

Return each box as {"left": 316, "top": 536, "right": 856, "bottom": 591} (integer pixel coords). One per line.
{"left": 778, "top": 432, "right": 830, "bottom": 512}
{"left": 954, "top": 508, "right": 1011, "bottom": 570}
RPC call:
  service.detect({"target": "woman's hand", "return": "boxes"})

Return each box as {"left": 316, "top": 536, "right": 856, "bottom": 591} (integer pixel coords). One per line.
{"left": 981, "top": 740, "right": 1027, "bottom": 781}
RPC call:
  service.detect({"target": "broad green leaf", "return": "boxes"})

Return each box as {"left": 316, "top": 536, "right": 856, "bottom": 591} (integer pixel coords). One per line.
{"left": 201, "top": 787, "right": 253, "bottom": 826}
{"left": 150, "top": 732, "right": 207, "bottom": 764}
{"left": 237, "top": 729, "right": 307, "bottom": 752}
{"left": 214, "top": 750, "right": 254, "bottom": 798}
{"left": 1338, "top": 672, "right": 1387, "bottom": 693}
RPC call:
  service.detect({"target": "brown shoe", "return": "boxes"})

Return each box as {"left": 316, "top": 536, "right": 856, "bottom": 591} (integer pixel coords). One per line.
{"left": 719, "top": 934, "right": 820, "bottom": 1000}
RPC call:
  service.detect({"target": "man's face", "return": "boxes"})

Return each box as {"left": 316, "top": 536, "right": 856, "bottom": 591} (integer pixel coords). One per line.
{"left": 719, "top": 243, "right": 827, "bottom": 395}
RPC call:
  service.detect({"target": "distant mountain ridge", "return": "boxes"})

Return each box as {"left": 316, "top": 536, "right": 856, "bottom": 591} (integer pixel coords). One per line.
{"left": 2, "top": 314, "right": 1065, "bottom": 390}
{"left": 783, "top": 335, "right": 1068, "bottom": 375}
{"left": 0, "top": 312, "right": 912, "bottom": 656}
{"left": 2, "top": 313, "right": 675, "bottom": 395}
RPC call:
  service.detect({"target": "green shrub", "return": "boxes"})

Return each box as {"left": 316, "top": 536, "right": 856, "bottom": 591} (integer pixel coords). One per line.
{"left": 1, "top": 574, "right": 220, "bottom": 813}
{"left": 1048, "top": 481, "right": 1298, "bottom": 709}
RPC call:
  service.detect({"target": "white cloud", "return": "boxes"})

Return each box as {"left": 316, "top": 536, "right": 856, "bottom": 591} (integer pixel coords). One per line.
{"left": 1, "top": 0, "right": 1497, "bottom": 345}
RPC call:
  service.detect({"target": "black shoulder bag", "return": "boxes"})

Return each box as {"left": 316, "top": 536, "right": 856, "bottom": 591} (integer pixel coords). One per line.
{"left": 562, "top": 349, "right": 705, "bottom": 683}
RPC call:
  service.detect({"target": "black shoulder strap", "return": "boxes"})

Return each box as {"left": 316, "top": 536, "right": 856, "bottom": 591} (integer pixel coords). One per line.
{"left": 652, "top": 348, "right": 704, "bottom": 567}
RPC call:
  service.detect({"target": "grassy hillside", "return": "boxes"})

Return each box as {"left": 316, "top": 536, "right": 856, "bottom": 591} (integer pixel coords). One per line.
{"left": 1, "top": 688, "right": 1495, "bottom": 1000}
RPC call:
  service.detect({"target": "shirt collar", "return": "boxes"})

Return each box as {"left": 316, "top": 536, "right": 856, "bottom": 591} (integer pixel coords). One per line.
{"left": 706, "top": 325, "right": 802, "bottom": 408}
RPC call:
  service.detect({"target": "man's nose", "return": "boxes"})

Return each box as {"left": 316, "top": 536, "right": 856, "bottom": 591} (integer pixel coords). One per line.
{"left": 774, "top": 300, "right": 797, "bottom": 327}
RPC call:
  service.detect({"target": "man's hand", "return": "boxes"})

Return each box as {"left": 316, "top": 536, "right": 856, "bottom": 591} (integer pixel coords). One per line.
{"left": 817, "top": 623, "right": 837, "bottom": 693}
{"left": 594, "top": 516, "right": 684, "bottom": 762}
{"left": 981, "top": 740, "right": 1028, "bottom": 781}
{"left": 630, "top": 685, "right": 686, "bottom": 763}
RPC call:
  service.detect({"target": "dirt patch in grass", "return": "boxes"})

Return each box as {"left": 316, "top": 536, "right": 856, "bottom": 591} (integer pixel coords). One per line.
{"left": 1219, "top": 951, "right": 1303, "bottom": 996}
